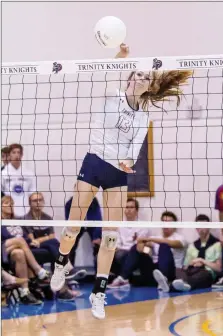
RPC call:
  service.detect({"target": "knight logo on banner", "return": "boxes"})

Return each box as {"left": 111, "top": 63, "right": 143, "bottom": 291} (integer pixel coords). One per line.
{"left": 152, "top": 58, "right": 163, "bottom": 70}
{"left": 52, "top": 62, "right": 62, "bottom": 74}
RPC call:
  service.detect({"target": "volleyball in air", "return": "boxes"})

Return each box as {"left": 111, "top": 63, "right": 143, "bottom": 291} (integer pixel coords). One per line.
{"left": 94, "top": 16, "right": 126, "bottom": 48}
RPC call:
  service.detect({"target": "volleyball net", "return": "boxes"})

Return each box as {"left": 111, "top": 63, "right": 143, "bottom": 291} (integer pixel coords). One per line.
{"left": 1, "top": 54, "right": 223, "bottom": 228}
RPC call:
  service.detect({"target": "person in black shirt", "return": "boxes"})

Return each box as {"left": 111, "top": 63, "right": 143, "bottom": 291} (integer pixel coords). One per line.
{"left": 24, "top": 193, "right": 78, "bottom": 276}
{"left": 23, "top": 193, "right": 60, "bottom": 259}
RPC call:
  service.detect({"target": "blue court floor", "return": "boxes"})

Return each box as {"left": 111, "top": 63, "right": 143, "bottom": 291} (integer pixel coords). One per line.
{"left": 2, "top": 284, "right": 222, "bottom": 320}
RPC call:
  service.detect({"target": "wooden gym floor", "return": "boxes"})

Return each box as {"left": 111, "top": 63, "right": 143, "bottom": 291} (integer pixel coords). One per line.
{"left": 2, "top": 286, "right": 223, "bottom": 336}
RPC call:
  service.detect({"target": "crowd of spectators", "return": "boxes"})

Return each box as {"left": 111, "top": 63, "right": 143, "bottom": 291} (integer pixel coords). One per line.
{"left": 1, "top": 144, "right": 223, "bottom": 306}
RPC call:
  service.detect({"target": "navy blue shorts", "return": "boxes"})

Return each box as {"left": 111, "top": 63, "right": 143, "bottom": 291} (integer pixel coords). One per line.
{"left": 77, "top": 153, "right": 127, "bottom": 190}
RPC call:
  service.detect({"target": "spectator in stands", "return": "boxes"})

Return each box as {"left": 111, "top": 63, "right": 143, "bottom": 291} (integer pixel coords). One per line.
{"left": 65, "top": 197, "right": 102, "bottom": 274}
{"left": 108, "top": 211, "right": 187, "bottom": 290}
{"left": 172, "top": 214, "right": 222, "bottom": 292}
{"left": 1, "top": 267, "right": 27, "bottom": 307}
{"left": 2, "top": 268, "right": 27, "bottom": 288}
{"left": 109, "top": 198, "right": 150, "bottom": 278}
{"left": 23, "top": 192, "right": 82, "bottom": 300}
{"left": 1, "top": 196, "right": 50, "bottom": 304}
{"left": 24, "top": 192, "right": 52, "bottom": 221}
{"left": 1, "top": 143, "right": 36, "bottom": 218}
{"left": 215, "top": 184, "right": 223, "bottom": 222}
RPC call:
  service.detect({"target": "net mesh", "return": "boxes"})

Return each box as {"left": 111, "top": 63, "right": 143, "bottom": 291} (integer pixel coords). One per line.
{"left": 1, "top": 56, "right": 223, "bottom": 222}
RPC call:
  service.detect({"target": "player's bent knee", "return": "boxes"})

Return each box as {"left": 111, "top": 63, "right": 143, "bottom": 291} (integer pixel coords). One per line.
{"left": 11, "top": 249, "right": 25, "bottom": 260}
{"left": 17, "top": 237, "right": 26, "bottom": 245}
{"left": 61, "top": 227, "right": 80, "bottom": 241}
{"left": 101, "top": 230, "right": 118, "bottom": 251}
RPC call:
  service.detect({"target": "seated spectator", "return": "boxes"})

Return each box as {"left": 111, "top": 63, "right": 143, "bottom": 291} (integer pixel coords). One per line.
{"left": 23, "top": 192, "right": 52, "bottom": 221}
{"left": 23, "top": 192, "right": 62, "bottom": 266}
{"left": 23, "top": 192, "right": 82, "bottom": 300}
{"left": 2, "top": 268, "right": 27, "bottom": 288}
{"left": 215, "top": 184, "right": 223, "bottom": 222}
{"left": 1, "top": 267, "right": 27, "bottom": 307}
{"left": 1, "top": 143, "right": 36, "bottom": 218}
{"left": 172, "top": 215, "right": 222, "bottom": 292}
{"left": 110, "top": 198, "right": 150, "bottom": 278}
{"left": 1, "top": 196, "right": 50, "bottom": 304}
{"left": 65, "top": 197, "right": 102, "bottom": 273}
{"left": 108, "top": 211, "right": 187, "bottom": 290}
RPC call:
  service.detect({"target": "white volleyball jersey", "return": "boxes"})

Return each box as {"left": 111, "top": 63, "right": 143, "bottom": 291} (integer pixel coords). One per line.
{"left": 89, "top": 90, "right": 149, "bottom": 169}
{"left": 1, "top": 163, "right": 36, "bottom": 217}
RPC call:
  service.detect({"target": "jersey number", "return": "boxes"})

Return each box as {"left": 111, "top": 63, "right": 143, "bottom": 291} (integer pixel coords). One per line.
{"left": 115, "top": 115, "right": 132, "bottom": 133}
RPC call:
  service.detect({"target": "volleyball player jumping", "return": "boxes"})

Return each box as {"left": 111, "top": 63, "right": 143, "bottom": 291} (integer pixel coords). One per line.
{"left": 50, "top": 44, "right": 191, "bottom": 319}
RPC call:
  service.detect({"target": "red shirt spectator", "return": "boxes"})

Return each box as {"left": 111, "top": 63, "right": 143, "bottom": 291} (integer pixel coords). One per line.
{"left": 215, "top": 185, "right": 223, "bottom": 222}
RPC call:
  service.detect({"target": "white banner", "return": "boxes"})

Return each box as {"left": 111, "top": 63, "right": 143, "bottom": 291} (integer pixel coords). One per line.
{"left": 2, "top": 54, "right": 223, "bottom": 75}
{"left": 2, "top": 220, "right": 223, "bottom": 229}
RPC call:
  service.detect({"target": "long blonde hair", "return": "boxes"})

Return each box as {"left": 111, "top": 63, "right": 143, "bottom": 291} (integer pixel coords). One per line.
{"left": 128, "top": 70, "right": 193, "bottom": 111}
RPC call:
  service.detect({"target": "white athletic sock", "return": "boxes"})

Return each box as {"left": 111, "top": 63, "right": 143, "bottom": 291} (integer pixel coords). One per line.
{"left": 19, "top": 287, "right": 29, "bottom": 297}
{"left": 37, "top": 268, "right": 47, "bottom": 280}
{"left": 97, "top": 274, "right": 109, "bottom": 279}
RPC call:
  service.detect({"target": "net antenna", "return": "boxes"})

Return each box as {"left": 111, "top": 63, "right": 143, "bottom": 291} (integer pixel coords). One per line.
{"left": 1, "top": 54, "right": 223, "bottom": 228}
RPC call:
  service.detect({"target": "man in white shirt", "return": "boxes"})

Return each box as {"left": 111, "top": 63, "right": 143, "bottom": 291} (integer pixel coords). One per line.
{"left": 108, "top": 211, "right": 187, "bottom": 290}
{"left": 1, "top": 144, "right": 36, "bottom": 218}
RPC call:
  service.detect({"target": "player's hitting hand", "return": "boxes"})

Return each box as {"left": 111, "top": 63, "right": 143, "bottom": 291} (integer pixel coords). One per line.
{"left": 115, "top": 44, "right": 129, "bottom": 58}
{"left": 119, "top": 159, "right": 136, "bottom": 173}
